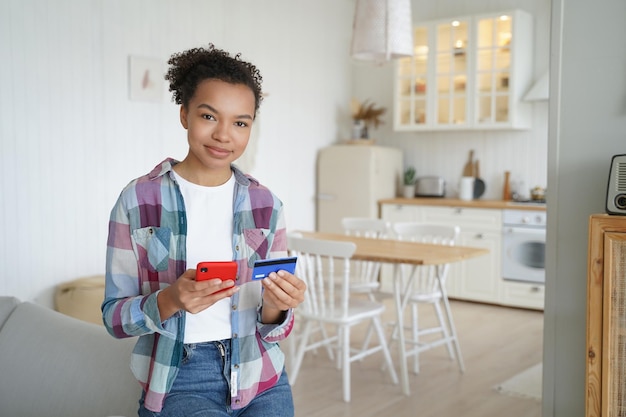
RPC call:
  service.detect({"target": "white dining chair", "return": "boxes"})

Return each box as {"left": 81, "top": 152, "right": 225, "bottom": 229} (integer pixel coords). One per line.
{"left": 287, "top": 235, "right": 398, "bottom": 402}
{"left": 389, "top": 222, "right": 464, "bottom": 374}
{"left": 341, "top": 217, "right": 390, "bottom": 354}
{"left": 341, "top": 217, "right": 390, "bottom": 299}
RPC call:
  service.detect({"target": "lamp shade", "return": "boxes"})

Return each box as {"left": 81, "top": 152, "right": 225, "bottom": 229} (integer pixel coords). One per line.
{"left": 351, "top": 0, "right": 414, "bottom": 61}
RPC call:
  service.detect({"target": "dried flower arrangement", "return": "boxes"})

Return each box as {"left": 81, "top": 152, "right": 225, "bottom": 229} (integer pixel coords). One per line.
{"left": 350, "top": 98, "right": 387, "bottom": 129}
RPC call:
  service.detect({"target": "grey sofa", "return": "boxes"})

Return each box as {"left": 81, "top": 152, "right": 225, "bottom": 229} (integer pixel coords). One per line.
{"left": 0, "top": 296, "right": 140, "bottom": 417}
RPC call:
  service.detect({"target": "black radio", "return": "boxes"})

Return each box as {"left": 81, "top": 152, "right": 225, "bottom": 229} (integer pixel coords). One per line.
{"left": 606, "top": 154, "right": 626, "bottom": 215}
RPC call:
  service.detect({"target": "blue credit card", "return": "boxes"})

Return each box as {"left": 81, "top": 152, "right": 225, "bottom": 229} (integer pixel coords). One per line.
{"left": 252, "top": 257, "right": 298, "bottom": 280}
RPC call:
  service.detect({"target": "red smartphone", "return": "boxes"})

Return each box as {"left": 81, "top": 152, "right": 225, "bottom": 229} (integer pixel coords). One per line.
{"left": 196, "top": 261, "right": 238, "bottom": 293}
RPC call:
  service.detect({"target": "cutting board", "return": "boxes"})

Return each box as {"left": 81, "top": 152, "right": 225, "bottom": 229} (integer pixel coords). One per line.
{"left": 462, "top": 150, "right": 475, "bottom": 177}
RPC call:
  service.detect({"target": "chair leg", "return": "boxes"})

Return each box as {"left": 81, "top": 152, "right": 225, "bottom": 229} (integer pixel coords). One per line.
{"left": 372, "top": 316, "right": 399, "bottom": 385}
{"left": 411, "top": 302, "right": 420, "bottom": 374}
{"left": 441, "top": 295, "right": 465, "bottom": 373}
{"left": 319, "top": 323, "right": 336, "bottom": 361}
{"left": 336, "top": 327, "right": 343, "bottom": 370}
{"left": 359, "top": 320, "right": 376, "bottom": 357}
{"left": 289, "top": 320, "right": 313, "bottom": 385}
{"left": 433, "top": 301, "right": 455, "bottom": 360}
{"left": 341, "top": 325, "right": 351, "bottom": 402}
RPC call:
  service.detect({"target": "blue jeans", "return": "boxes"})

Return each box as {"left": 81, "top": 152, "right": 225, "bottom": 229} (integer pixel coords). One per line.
{"left": 138, "top": 340, "right": 294, "bottom": 417}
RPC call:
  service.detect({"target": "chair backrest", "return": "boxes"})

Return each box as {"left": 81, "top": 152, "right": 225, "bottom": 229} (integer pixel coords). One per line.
{"left": 341, "top": 218, "right": 389, "bottom": 291}
{"left": 391, "top": 222, "right": 460, "bottom": 296}
{"left": 287, "top": 235, "right": 356, "bottom": 319}
{"left": 392, "top": 222, "right": 459, "bottom": 245}
{"left": 341, "top": 217, "right": 389, "bottom": 238}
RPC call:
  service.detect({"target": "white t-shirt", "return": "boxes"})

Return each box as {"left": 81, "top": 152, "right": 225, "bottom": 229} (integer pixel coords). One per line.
{"left": 173, "top": 170, "right": 235, "bottom": 343}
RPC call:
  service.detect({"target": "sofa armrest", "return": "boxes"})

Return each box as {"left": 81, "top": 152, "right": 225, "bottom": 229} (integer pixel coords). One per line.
{"left": 0, "top": 301, "right": 140, "bottom": 417}
{"left": 0, "top": 296, "right": 20, "bottom": 330}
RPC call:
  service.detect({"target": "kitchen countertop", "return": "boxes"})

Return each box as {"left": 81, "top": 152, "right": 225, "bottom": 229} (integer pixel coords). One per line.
{"left": 379, "top": 197, "right": 547, "bottom": 211}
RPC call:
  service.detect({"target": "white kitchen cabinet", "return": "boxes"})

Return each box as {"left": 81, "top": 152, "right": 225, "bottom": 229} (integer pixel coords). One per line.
{"left": 394, "top": 10, "right": 533, "bottom": 131}
{"left": 380, "top": 203, "right": 422, "bottom": 223}
{"left": 500, "top": 280, "right": 544, "bottom": 310}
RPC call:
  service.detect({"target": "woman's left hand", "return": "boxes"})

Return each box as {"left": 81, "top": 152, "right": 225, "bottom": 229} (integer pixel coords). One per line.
{"left": 261, "top": 270, "right": 306, "bottom": 323}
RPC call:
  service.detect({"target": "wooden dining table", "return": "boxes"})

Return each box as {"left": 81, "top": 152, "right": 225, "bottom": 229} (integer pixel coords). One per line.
{"left": 294, "top": 230, "right": 489, "bottom": 396}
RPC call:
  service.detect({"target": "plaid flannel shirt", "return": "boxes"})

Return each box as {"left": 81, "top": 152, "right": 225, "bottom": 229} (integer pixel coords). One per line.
{"left": 102, "top": 158, "right": 294, "bottom": 412}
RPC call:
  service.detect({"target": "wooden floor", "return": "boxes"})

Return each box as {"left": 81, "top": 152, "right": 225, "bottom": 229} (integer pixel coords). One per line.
{"left": 286, "top": 298, "right": 543, "bottom": 417}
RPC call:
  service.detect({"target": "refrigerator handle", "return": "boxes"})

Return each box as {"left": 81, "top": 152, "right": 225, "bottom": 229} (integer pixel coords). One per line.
{"left": 316, "top": 193, "right": 336, "bottom": 201}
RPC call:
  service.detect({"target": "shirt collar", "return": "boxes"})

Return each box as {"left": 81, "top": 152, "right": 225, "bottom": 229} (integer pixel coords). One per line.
{"left": 148, "top": 158, "right": 255, "bottom": 187}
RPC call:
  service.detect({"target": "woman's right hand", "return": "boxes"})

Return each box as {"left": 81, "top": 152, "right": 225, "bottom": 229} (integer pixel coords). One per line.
{"left": 157, "top": 269, "right": 239, "bottom": 320}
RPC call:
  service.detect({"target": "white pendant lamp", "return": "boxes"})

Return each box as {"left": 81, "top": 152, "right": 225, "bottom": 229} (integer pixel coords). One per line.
{"left": 351, "top": 0, "right": 414, "bottom": 62}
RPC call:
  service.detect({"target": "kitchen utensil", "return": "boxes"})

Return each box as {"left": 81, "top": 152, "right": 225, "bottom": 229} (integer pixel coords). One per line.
{"left": 503, "top": 171, "right": 512, "bottom": 200}
{"left": 462, "top": 150, "right": 475, "bottom": 177}
{"left": 473, "top": 160, "right": 486, "bottom": 199}
{"left": 459, "top": 177, "right": 475, "bottom": 201}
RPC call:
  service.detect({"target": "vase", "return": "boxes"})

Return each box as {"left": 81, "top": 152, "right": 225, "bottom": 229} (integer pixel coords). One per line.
{"left": 403, "top": 185, "right": 415, "bottom": 198}
{"left": 351, "top": 120, "right": 364, "bottom": 140}
{"left": 360, "top": 125, "right": 369, "bottom": 139}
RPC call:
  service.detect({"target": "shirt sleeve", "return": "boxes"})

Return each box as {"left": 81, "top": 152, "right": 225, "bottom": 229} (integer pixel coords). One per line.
{"left": 101, "top": 188, "right": 172, "bottom": 339}
{"left": 255, "top": 204, "right": 296, "bottom": 342}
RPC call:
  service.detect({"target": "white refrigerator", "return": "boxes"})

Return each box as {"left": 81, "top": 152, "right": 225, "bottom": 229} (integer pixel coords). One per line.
{"left": 316, "top": 144, "right": 403, "bottom": 233}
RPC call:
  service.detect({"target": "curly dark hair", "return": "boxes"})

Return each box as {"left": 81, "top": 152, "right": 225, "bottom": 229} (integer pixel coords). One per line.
{"left": 164, "top": 44, "right": 263, "bottom": 116}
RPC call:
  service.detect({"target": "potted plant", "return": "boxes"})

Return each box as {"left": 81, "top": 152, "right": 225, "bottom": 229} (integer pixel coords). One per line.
{"left": 403, "top": 167, "right": 416, "bottom": 198}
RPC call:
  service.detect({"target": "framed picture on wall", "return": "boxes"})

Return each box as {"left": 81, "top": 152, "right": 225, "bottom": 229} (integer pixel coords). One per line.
{"left": 128, "top": 56, "right": 163, "bottom": 102}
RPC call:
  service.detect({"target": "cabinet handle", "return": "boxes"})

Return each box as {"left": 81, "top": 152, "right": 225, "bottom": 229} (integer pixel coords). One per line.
{"left": 474, "top": 233, "right": 484, "bottom": 239}
{"left": 455, "top": 208, "right": 463, "bottom": 214}
{"left": 531, "top": 286, "right": 541, "bottom": 293}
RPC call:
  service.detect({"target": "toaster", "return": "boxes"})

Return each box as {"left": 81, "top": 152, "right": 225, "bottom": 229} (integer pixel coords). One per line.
{"left": 415, "top": 176, "right": 446, "bottom": 197}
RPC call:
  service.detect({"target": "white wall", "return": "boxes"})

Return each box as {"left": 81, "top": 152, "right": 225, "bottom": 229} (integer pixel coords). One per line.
{"left": 0, "top": 0, "right": 354, "bottom": 305}
{"left": 543, "top": 0, "right": 626, "bottom": 415}
{"left": 354, "top": 0, "right": 551, "bottom": 200}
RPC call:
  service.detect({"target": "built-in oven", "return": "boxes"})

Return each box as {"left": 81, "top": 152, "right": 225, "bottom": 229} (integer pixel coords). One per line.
{"left": 502, "top": 209, "right": 546, "bottom": 284}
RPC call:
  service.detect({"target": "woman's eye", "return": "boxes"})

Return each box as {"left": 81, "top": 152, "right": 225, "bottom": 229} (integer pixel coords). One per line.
{"left": 235, "top": 121, "right": 249, "bottom": 128}
{"left": 202, "top": 114, "right": 215, "bottom": 121}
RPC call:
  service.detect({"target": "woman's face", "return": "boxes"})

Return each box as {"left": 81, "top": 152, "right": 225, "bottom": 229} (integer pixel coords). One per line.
{"left": 180, "top": 79, "right": 255, "bottom": 182}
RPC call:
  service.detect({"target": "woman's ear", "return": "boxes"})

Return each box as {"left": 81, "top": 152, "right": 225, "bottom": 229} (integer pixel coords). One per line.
{"left": 180, "top": 105, "right": 188, "bottom": 129}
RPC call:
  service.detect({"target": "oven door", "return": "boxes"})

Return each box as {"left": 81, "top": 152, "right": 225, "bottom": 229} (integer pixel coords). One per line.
{"left": 502, "top": 226, "right": 546, "bottom": 284}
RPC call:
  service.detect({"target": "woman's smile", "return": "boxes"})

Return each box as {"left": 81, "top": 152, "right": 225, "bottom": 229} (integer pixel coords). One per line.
{"left": 204, "top": 145, "right": 232, "bottom": 158}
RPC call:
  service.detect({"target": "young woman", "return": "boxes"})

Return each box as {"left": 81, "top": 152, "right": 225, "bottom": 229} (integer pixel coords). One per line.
{"left": 102, "top": 44, "right": 305, "bottom": 417}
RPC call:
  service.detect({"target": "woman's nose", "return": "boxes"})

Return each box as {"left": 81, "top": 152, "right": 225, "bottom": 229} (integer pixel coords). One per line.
{"left": 212, "top": 121, "right": 230, "bottom": 142}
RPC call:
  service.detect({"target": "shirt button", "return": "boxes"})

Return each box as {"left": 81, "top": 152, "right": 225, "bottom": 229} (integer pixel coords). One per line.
{"left": 233, "top": 333, "right": 238, "bottom": 339}
{"left": 235, "top": 399, "right": 240, "bottom": 404}
{"left": 234, "top": 364, "right": 239, "bottom": 369}
{"left": 235, "top": 245, "right": 239, "bottom": 251}
{"left": 232, "top": 305, "right": 237, "bottom": 311}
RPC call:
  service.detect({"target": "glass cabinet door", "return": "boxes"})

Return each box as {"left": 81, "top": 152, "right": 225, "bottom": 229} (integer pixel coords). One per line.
{"left": 435, "top": 19, "right": 469, "bottom": 127}
{"left": 396, "top": 26, "right": 429, "bottom": 128}
{"left": 476, "top": 14, "right": 512, "bottom": 125}
{"left": 393, "top": 10, "right": 531, "bottom": 131}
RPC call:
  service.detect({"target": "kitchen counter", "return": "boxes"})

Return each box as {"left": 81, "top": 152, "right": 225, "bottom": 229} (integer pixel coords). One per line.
{"left": 378, "top": 198, "right": 546, "bottom": 211}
